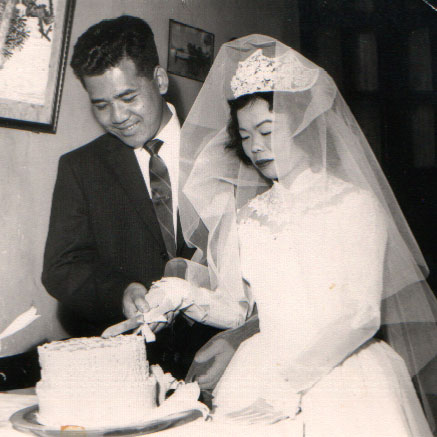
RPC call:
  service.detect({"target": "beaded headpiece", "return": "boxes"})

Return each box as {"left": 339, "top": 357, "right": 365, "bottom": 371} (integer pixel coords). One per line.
{"left": 230, "top": 49, "right": 319, "bottom": 99}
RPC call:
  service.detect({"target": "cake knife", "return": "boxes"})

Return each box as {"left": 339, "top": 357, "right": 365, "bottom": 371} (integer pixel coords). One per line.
{"left": 101, "top": 315, "right": 143, "bottom": 338}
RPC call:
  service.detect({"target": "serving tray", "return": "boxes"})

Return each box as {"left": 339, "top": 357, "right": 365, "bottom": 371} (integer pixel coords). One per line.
{"left": 10, "top": 404, "right": 202, "bottom": 436}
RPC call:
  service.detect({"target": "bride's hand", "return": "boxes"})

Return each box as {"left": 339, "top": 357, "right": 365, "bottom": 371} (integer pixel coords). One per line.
{"left": 150, "top": 277, "right": 195, "bottom": 299}
{"left": 147, "top": 310, "right": 178, "bottom": 334}
{"left": 226, "top": 398, "right": 289, "bottom": 425}
{"left": 145, "top": 277, "right": 195, "bottom": 315}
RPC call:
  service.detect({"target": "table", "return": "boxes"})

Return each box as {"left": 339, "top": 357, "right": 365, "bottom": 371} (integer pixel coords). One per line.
{"left": 0, "top": 391, "right": 37, "bottom": 436}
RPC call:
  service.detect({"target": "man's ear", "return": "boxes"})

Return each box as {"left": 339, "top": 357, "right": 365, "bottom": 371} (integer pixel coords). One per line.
{"left": 154, "top": 66, "right": 169, "bottom": 95}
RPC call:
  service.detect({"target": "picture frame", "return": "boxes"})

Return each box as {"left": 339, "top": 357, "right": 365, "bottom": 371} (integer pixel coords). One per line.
{"left": 0, "top": 0, "right": 75, "bottom": 133}
{"left": 167, "top": 19, "right": 214, "bottom": 82}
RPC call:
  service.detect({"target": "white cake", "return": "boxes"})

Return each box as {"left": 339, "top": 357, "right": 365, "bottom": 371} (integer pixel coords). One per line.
{"left": 36, "top": 335, "right": 157, "bottom": 429}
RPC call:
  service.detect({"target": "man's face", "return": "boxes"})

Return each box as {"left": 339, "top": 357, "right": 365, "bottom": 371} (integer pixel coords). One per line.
{"left": 83, "top": 58, "right": 168, "bottom": 148}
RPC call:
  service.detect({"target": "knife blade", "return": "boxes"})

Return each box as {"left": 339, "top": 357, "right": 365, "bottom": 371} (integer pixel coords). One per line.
{"left": 101, "top": 315, "right": 143, "bottom": 338}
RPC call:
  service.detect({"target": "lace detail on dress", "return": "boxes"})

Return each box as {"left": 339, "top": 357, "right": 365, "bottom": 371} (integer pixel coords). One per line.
{"left": 238, "top": 182, "right": 291, "bottom": 229}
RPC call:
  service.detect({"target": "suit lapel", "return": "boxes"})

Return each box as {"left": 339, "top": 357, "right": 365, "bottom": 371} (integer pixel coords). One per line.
{"left": 103, "top": 135, "right": 166, "bottom": 250}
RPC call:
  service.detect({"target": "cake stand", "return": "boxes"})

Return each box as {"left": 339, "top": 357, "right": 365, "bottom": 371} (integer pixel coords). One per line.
{"left": 10, "top": 404, "right": 203, "bottom": 436}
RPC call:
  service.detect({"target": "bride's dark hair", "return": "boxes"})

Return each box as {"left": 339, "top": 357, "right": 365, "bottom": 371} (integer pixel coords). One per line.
{"left": 226, "top": 92, "right": 273, "bottom": 164}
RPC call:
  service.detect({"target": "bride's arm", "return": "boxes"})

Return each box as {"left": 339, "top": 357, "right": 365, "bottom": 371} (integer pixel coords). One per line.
{"left": 143, "top": 277, "right": 252, "bottom": 330}
{"left": 282, "top": 189, "right": 387, "bottom": 393}
{"left": 181, "top": 280, "right": 251, "bottom": 329}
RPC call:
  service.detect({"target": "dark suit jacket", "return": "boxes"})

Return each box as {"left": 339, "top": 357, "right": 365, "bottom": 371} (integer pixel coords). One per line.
{"left": 42, "top": 133, "right": 194, "bottom": 336}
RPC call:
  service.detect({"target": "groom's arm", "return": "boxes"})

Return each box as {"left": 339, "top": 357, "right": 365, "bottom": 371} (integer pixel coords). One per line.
{"left": 185, "top": 308, "right": 260, "bottom": 390}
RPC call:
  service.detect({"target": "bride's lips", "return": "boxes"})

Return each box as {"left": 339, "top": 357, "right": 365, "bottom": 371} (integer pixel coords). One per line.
{"left": 255, "top": 158, "right": 274, "bottom": 168}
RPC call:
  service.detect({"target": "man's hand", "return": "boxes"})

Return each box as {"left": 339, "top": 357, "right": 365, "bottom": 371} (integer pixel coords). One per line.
{"left": 123, "top": 282, "right": 178, "bottom": 334}
{"left": 122, "top": 282, "right": 149, "bottom": 319}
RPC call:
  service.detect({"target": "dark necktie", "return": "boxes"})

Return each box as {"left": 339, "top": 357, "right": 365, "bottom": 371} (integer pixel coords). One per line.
{"left": 144, "top": 139, "right": 176, "bottom": 259}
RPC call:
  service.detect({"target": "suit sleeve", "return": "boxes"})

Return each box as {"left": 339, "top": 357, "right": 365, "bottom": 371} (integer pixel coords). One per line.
{"left": 42, "top": 155, "right": 131, "bottom": 326}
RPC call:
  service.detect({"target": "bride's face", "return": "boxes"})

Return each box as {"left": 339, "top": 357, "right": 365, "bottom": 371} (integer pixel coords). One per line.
{"left": 237, "top": 98, "right": 308, "bottom": 181}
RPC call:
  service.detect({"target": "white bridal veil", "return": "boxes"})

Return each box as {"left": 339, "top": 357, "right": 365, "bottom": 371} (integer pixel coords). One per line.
{"left": 170, "top": 34, "right": 437, "bottom": 428}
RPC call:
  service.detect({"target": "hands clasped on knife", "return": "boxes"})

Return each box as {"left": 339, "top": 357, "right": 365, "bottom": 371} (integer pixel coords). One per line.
{"left": 103, "top": 279, "right": 189, "bottom": 338}
{"left": 122, "top": 281, "right": 176, "bottom": 334}
{"left": 108, "top": 278, "right": 259, "bottom": 400}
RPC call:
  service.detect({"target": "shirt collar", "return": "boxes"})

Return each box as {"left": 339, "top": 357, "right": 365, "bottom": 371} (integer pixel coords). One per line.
{"left": 155, "top": 102, "right": 180, "bottom": 145}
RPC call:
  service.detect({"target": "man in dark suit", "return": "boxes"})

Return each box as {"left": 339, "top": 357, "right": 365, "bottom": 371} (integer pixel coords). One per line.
{"left": 41, "top": 15, "right": 215, "bottom": 378}
{"left": 42, "top": 15, "right": 258, "bottom": 385}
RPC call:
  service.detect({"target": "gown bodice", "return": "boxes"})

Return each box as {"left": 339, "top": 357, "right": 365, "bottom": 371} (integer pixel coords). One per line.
{"left": 236, "top": 170, "right": 387, "bottom": 387}
{"left": 211, "top": 170, "right": 432, "bottom": 436}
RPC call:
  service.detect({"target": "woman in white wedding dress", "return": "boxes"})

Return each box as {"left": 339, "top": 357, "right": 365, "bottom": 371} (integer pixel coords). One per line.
{"left": 143, "top": 35, "right": 437, "bottom": 436}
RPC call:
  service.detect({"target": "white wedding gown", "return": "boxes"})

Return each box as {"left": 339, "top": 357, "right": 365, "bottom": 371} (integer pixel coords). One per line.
{"left": 210, "top": 169, "right": 433, "bottom": 436}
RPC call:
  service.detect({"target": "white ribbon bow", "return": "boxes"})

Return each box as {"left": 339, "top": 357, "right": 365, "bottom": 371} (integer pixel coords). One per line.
{"left": 134, "top": 308, "right": 167, "bottom": 343}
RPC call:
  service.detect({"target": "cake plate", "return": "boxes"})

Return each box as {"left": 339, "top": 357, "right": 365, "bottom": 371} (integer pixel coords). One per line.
{"left": 10, "top": 404, "right": 203, "bottom": 436}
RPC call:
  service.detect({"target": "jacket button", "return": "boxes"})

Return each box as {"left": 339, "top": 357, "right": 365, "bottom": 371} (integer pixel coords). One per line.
{"left": 160, "top": 251, "right": 169, "bottom": 261}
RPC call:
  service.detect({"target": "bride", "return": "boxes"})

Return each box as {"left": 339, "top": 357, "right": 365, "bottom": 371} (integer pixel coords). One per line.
{"left": 142, "top": 35, "right": 437, "bottom": 435}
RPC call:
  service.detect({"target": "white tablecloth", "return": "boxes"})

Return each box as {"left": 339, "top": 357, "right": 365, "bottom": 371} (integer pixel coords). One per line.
{"left": 0, "top": 392, "right": 37, "bottom": 436}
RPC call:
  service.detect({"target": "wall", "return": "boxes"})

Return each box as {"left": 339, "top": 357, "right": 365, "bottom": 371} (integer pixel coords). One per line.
{"left": 0, "top": 0, "right": 299, "bottom": 356}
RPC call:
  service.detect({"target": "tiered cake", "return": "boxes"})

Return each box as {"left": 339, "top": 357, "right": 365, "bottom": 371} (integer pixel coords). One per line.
{"left": 36, "top": 335, "right": 157, "bottom": 429}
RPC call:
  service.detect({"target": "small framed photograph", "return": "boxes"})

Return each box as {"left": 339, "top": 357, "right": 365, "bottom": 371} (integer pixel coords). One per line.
{"left": 167, "top": 19, "right": 214, "bottom": 82}
{"left": 0, "top": 0, "right": 75, "bottom": 133}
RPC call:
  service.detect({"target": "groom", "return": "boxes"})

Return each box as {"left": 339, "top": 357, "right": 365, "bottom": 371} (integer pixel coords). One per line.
{"left": 42, "top": 15, "right": 258, "bottom": 386}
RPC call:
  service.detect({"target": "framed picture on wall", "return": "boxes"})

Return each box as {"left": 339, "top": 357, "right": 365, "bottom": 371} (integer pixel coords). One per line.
{"left": 0, "top": 0, "right": 75, "bottom": 133}
{"left": 167, "top": 19, "right": 214, "bottom": 82}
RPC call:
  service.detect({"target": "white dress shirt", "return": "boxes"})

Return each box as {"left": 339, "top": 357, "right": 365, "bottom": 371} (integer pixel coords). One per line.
{"left": 134, "top": 103, "right": 180, "bottom": 240}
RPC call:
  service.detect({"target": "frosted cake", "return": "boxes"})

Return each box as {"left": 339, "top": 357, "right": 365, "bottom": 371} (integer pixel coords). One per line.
{"left": 35, "top": 335, "right": 158, "bottom": 429}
